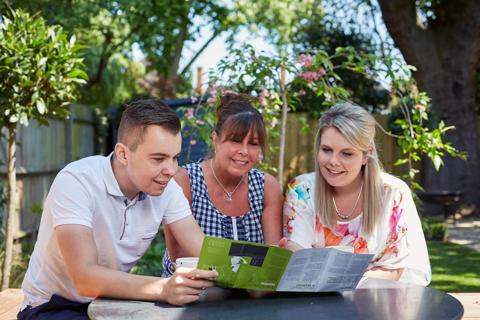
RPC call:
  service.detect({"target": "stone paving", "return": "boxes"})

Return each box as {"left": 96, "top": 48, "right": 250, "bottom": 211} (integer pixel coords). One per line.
{"left": 446, "top": 217, "right": 480, "bottom": 252}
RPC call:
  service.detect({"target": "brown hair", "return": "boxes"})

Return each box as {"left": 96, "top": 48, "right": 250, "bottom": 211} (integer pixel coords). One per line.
{"left": 117, "top": 99, "right": 180, "bottom": 151}
{"left": 215, "top": 92, "right": 267, "bottom": 151}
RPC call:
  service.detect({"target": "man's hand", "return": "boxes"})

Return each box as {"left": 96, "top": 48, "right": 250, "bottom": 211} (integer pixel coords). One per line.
{"left": 162, "top": 267, "right": 218, "bottom": 305}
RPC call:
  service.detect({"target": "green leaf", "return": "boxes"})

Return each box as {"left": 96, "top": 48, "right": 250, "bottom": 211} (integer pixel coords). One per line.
{"left": 433, "top": 155, "right": 443, "bottom": 171}
{"left": 36, "top": 99, "right": 46, "bottom": 114}
{"left": 9, "top": 114, "right": 18, "bottom": 123}
{"left": 394, "top": 158, "right": 408, "bottom": 166}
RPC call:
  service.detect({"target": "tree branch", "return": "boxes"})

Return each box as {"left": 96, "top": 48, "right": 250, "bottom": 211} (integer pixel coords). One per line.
{"left": 180, "top": 29, "right": 221, "bottom": 76}
{"left": 377, "top": 0, "right": 439, "bottom": 85}
{"left": 84, "top": 25, "right": 142, "bottom": 90}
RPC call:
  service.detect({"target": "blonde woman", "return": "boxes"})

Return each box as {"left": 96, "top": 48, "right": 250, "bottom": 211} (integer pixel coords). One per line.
{"left": 283, "top": 102, "right": 431, "bottom": 285}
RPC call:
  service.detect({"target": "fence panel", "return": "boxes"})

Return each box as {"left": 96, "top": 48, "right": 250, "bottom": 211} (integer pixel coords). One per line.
{"left": 0, "top": 104, "right": 95, "bottom": 238}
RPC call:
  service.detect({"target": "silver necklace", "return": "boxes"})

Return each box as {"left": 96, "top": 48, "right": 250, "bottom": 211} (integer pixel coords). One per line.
{"left": 332, "top": 182, "right": 363, "bottom": 220}
{"left": 209, "top": 159, "right": 244, "bottom": 202}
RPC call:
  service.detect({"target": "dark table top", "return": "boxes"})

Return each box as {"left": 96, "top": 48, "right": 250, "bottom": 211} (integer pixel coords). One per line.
{"left": 88, "top": 278, "right": 464, "bottom": 320}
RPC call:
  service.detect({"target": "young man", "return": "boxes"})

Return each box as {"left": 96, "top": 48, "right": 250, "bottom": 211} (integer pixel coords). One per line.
{"left": 18, "top": 99, "right": 217, "bottom": 320}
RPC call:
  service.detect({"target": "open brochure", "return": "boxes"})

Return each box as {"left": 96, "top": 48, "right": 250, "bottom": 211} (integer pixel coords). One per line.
{"left": 197, "top": 236, "right": 374, "bottom": 292}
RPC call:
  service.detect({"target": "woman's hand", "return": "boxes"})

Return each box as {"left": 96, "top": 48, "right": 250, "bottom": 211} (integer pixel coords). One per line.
{"left": 278, "top": 237, "right": 304, "bottom": 252}
{"left": 363, "top": 267, "right": 403, "bottom": 281}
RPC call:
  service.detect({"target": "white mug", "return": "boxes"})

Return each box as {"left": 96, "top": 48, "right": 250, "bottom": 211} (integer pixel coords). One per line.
{"left": 175, "top": 257, "right": 199, "bottom": 269}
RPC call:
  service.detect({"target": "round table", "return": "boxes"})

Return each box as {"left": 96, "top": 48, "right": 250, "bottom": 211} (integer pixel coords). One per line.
{"left": 88, "top": 278, "right": 464, "bottom": 320}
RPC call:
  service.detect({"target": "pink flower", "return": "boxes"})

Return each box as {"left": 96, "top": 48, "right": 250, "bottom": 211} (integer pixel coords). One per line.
{"left": 298, "top": 89, "right": 306, "bottom": 96}
{"left": 207, "top": 96, "right": 216, "bottom": 106}
{"left": 297, "top": 53, "right": 313, "bottom": 67}
{"left": 414, "top": 103, "right": 426, "bottom": 112}
{"left": 259, "top": 89, "right": 268, "bottom": 98}
{"left": 207, "top": 86, "right": 217, "bottom": 95}
{"left": 300, "top": 71, "right": 320, "bottom": 83}
{"left": 259, "top": 97, "right": 268, "bottom": 107}
{"left": 196, "top": 119, "right": 204, "bottom": 125}
{"left": 185, "top": 108, "right": 194, "bottom": 119}
{"left": 316, "top": 67, "right": 326, "bottom": 77}
{"left": 300, "top": 68, "right": 326, "bottom": 83}
{"left": 191, "top": 97, "right": 198, "bottom": 104}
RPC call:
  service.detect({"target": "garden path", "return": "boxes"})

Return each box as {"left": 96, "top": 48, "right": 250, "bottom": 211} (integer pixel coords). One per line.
{"left": 447, "top": 216, "right": 480, "bottom": 252}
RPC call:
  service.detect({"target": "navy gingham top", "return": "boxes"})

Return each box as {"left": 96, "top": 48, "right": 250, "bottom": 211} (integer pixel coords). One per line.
{"left": 162, "top": 160, "right": 265, "bottom": 276}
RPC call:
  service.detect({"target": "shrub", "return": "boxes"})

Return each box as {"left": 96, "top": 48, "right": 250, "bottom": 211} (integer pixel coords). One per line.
{"left": 422, "top": 217, "right": 448, "bottom": 241}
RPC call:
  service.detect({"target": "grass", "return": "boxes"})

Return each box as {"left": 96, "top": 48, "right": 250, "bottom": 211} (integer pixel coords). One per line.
{"left": 428, "top": 240, "right": 480, "bottom": 292}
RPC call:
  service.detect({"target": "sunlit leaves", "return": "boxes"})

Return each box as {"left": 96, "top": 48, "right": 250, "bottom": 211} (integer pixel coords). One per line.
{"left": 0, "top": 9, "right": 87, "bottom": 127}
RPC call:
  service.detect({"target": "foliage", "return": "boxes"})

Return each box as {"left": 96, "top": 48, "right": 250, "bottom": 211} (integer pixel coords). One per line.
{"left": 82, "top": 52, "right": 146, "bottom": 108}
{"left": 291, "top": 5, "right": 389, "bottom": 116}
{"left": 422, "top": 217, "right": 448, "bottom": 241}
{"left": 384, "top": 64, "right": 467, "bottom": 190}
{"left": 0, "top": 8, "right": 86, "bottom": 289}
{"left": 234, "top": 0, "right": 324, "bottom": 47}
{"left": 178, "top": 41, "right": 466, "bottom": 189}
{"left": 15, "top": 0, "right": 236, "bottom": 101}
{"left": 428, "top": 240, "right": 480, "bottom": 292}
{"left": 0, "top": 9, "right": 87, "bottom": 126}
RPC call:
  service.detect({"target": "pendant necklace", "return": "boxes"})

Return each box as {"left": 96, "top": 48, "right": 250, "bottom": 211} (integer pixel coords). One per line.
{"left": 210, "top": 159, "right": 243, "bottom": 202}
{"left": 332, "top": 182, "right": 363, "bottom": 220}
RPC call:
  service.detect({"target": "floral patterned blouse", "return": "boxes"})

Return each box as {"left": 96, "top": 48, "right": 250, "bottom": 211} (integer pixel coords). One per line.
{"left": 284, "top": 172, "right": 431, "bottom": 286}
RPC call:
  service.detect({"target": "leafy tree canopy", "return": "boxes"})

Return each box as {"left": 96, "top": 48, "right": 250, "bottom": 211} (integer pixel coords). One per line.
{"left": 0, "top": 8, "right": 87, "bottom": 126}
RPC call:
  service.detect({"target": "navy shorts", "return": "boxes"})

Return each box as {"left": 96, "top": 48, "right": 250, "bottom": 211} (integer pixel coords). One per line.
{"left": 17, "top": 294, "right": 90, "bottom": 320}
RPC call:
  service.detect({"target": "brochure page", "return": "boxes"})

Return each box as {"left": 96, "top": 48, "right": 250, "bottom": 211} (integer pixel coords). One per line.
{"left": 197, "top": 236, "right": 373, "bottom": 292}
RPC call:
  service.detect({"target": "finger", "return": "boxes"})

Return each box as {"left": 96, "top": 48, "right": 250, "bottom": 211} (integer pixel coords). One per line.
{"left": 180, "top": 276, "right": 215, "bottom": 289}
{"left": 278, "top": 237, "right": 288, "bottom": 248}
{"left": 184, "top": 268, "right": 218, "bottom": 280}
{"left": 174, "top": 266, "right": 196, "bottom": 274}
{"left": 179, "top": 286, "right": 203, "bottom": 296}
{"left": 169, "top": 293, "right": 200, "bottom": 306}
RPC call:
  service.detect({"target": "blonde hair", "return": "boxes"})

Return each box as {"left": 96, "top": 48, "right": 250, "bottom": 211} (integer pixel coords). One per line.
{"left": 314, "top": 102, "right": 385, "bottom": 236}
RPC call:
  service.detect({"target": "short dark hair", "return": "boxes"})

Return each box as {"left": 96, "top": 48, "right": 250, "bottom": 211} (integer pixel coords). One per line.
{"left": 117, "top": 99, "right": 180, "bottom": 150}
{"left": 215, "top": 92, "right": 267, "bottom": 151}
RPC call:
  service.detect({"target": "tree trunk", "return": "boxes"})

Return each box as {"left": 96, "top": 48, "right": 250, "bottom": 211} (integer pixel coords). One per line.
{"left": 1, "top": 124, "right": 17, "bottom": 290}
{"left": 378, "top": 0, "right": 480, "bottom": 211}
{"left": 419, "top": 50, "right": 479, "bottom": 211}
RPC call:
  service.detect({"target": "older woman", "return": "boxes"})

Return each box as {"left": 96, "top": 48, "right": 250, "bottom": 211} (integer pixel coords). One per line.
{"left": 162, "top": 92, "right": 283, "bottom": 276}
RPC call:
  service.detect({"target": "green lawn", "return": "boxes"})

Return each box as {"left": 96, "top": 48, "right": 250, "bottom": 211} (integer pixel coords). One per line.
{"left": 428, "top": 240, "right": 480, "bottom": 292}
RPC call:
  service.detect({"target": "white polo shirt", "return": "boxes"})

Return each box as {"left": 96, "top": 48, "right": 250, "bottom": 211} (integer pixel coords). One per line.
{"left": 21, "top": 154, "right": 191, "bottom": 309}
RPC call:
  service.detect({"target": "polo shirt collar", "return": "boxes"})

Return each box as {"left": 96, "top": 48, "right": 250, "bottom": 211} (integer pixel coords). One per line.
{"left": 103, "top": 153, "right": 125, "bottom": 198}
{"left": 103, "top": 153, "right": 147, "bottom": 201}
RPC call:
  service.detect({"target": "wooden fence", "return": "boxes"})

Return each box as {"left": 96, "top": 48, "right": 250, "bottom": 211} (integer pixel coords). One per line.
{"left": 0, "top": 104, "right": 95, "bottom": 239}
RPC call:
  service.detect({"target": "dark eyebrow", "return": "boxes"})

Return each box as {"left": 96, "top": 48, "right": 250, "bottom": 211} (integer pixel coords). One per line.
{"left": 320, "top": 144, "right": 356, "bottom": 152}
{"left": 149, "top": 152, "right": 181, "bottom": 158}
